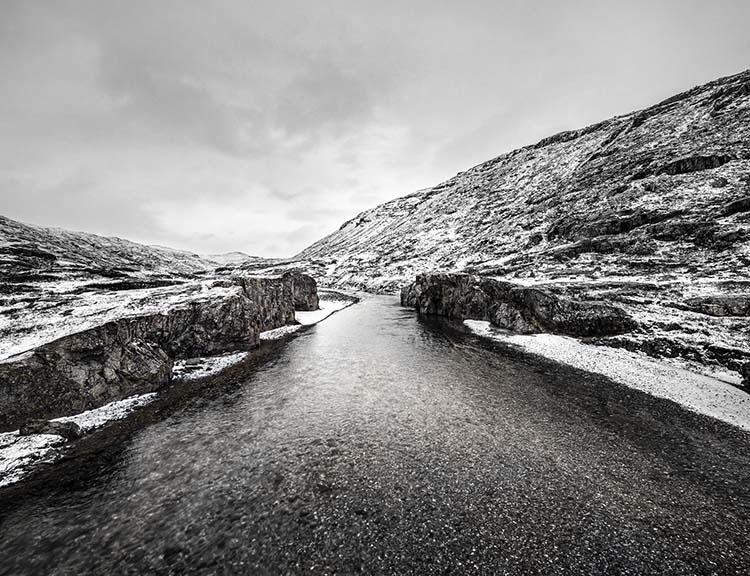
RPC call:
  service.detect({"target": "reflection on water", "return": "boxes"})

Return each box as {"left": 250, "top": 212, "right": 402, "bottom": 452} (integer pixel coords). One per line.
{"left": 1, "top": 296, "right": 749, "bottom": 575}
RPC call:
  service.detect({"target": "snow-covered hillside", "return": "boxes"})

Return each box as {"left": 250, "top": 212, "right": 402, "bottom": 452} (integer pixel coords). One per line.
{"left": 0, "top": 215, "right": 215, "bottom": 280}
{"left": 293, "top": 70, "right": 750, "bottom": 384}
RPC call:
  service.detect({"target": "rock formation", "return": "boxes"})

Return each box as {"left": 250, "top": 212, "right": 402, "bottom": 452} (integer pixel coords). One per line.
{"left": 402, "top": 273, "right": 635, "bottom": 337}
{"left": 281, "top": 271, "right": 320, "bottom": 311}
{"left": 0, "top": 270, "right": 318, "bottom": 431}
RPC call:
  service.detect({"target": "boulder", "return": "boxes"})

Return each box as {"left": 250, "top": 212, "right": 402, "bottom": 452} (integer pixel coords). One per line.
{"left": 402, "top": 273, "right": 635, "bottom": 337}
{"left": 400, "top": 282, "right": 417, "bottom": 308}
{"left": 19, "top": 419, "right": 84, "bottom": 440}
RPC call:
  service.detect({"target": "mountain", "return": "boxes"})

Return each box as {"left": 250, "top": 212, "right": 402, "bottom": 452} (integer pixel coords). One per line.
{"left": 296, "top": 70, "right": 750, "bottom": 384}
{"left": 0, "top": 215, "right": 214, "bottom": 282}
{"left": 202, "top": 251, "right": 261, "bottom": 266}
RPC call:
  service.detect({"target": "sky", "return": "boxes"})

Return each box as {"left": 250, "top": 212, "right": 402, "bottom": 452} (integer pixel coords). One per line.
{"left": 1, "top": 1, "right": 749, "bottom": 257}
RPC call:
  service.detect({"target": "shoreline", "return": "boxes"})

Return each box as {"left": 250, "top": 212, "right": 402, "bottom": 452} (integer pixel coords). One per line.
{"left": 0, "top": 294, "right": 358, "bottom": 489}
{"left": 464, "top": 319, "right": 750, "bottom": 432}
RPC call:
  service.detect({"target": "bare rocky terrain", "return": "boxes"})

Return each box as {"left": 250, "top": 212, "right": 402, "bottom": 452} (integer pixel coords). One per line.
{"left": 290, "top": 70, "right": 750, "bottom": 387}
{"left": 0, "top": 216, "right": 319, "bottom": 431}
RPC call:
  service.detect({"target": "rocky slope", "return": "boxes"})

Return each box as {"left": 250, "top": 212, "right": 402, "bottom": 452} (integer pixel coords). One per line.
{"left": 402, "top": 272, "right": 636, "bottom": 337}
{"left": 0, "top": 215, "right": 216, "bottom": 281}
{"left": 295, "top": 70, "right": 750, "bottom": 386}
{"left": 0, "top": 216, "right": 321, "bottom": 430}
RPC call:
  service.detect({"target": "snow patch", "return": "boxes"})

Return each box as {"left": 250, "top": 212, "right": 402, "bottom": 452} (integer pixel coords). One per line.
{"left": 295, "top": 299, "right": 353, "bottom": 326}
{"left": 0, "top": 393, "right": 157, "bottom": 487}
{"left": 464, "top": 320, "right": 750, "bottom": 432}
{"left": 56, "top": 393, "right": 157, "bottom": 432}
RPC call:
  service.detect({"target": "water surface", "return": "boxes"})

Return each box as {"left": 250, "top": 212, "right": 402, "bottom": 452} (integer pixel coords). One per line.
{"left": 1, "top": 296, "right": 749, "bottom": 574}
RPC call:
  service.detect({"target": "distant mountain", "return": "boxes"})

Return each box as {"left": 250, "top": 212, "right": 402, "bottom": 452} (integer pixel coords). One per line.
{"left": 296, "top": 70, "right": 750, "bottom": 383}
{"left": 0, "top": 215, "right": 213, "bottom": 282}
{"left": 202, "top": 251, "right": 260, "bottom": 266}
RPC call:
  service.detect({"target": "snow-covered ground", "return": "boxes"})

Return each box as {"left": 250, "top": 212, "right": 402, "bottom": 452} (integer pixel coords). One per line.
{"left": 0, "top": 293, "right": 358, "bottom": 489}
{"left": 0, "top": 279, "right": 243, "bottom": 362}
{"left": 0, "top": 393, "right": 156, "bottom": 487}
{"left": 260, "top": 324, "right": 303, "bottom": 340}
{"left": 295, "top": 298, "right": 353, "bottom": 325}
{"left": 172, "top": 352, "right": 250, "bottom": 381}
{"left": 464, "top": 320, "right": 750, "bottom": 432}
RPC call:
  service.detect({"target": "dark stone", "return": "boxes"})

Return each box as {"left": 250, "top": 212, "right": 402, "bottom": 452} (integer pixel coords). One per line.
{"left": 656, "top": 154, "right": 734, "bottom": 176}
{"left": 720, "top": 196, "right": 750, "bottom": 217}
{"left": 282, "top": 271, "right": 319, "bottom": 311}
{"left": 683, "top": 295, "right": 750, "bottom": 317}
{"left": 0, "top": 274, "right": 320, "bottom": 431}
{"left": 400, "top": 282, "right": 417, "bottom": 308}
{"left": 19, "top": 419, "right": 84, "bottom": 440}
{"left": 402, "top": 273, "right": 635, "bottom": 337}
{"left": 741, "top": 363, "right": 750, "bottom": 388}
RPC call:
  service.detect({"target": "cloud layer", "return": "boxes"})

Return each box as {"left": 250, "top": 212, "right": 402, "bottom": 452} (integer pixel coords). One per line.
{"left": 2, "top": 0, "right": 749, "bottom": 256}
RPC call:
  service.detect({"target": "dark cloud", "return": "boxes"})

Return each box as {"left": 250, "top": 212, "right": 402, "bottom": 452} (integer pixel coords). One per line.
{"left": 2, "top": 0, "right": 749, "bottom": 256}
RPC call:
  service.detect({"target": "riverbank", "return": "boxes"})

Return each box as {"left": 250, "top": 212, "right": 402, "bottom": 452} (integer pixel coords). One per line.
{"left": 0, "top": 291, "right": 359, "bottom": 488}
{"left": 1, "top": 296, "right": 748, "bottom": 575}
{"left": 464, "top": 319, "right": 750, "bottom": 432}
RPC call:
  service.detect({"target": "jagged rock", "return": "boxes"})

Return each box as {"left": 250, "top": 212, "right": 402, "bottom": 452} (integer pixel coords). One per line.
{"left": 720, "top": 195, "right": 750, "bottom": 217}
{"left": 19, "top": 419, "right": 84, "bottom": 440}
{"left": 403, "top": 273, "right": 635, "bottom": 337}
{"left": 282, "top": 270, "right": 320, "bottom": 311}
{"left": 287, "top": 71, "right": 750, "bottom": 383}
{"left": 0, "top": 273, "right": 319, "bottom": 431}
{"left": 400, "top": 282, "right": 417, "bottom": 308}
{"left": 656, "top": 154, "right": 735, "bottom": 176}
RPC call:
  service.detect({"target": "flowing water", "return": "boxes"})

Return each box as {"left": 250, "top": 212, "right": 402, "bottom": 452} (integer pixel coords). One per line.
{"left": 1, "top": 296, "right": 749, "bottom": 575}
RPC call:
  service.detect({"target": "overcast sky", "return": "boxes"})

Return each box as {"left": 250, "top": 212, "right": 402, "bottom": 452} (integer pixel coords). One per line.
{"left": 1, "top": 1, "right": 749, "bottom": 257}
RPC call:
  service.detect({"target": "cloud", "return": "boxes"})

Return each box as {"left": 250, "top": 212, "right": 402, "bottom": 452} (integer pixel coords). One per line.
{"left": 2, "top": 0, "right": 750, "bottom": 257}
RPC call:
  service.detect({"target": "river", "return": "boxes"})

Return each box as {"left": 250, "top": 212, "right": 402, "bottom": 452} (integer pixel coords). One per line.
{"left": 1, "top": 296, "right": 748, "bottom": 574}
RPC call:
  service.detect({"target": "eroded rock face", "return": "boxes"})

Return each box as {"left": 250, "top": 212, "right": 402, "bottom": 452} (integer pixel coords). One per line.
{"left": 0, "top": 273, "right": 319, "bottom": 431}
{"left": 402, "top": 273, "right": 635, "bottom": 337}
{"left": 682, "top": 295, "right": 750, "bottom": 317}
{"left": 282, "top": 271, "right": 319, "bottom": 311}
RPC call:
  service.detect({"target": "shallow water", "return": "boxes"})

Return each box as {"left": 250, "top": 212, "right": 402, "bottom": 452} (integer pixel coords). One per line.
{"left": 1, "top": 296, "right": 749, "bottom": 575}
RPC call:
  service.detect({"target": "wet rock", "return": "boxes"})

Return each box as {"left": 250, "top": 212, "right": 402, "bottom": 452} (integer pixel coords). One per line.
{"left": 19, "top": 419, "right": 84, "bottom": 440}
{"left": 403, "top": 273, "right": 635, "bottom": 337}
{"left": 0, "top": 332, "right": 172, "bottom": 431}
{"left": 0, "top": 274, "right": 319, "bottom": 431}
{"left": 400, "top": 282, "right": 417, "bottom": 308}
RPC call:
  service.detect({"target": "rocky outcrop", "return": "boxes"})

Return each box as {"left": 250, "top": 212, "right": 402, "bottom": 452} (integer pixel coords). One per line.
{"left": 19, "top": 419, "right": 84, "bottom": 441}
{"left": 281, "top": 271, "right": 320, "bottom": 311}
{"left": 0, "top": 273, "right": 319, "bottom": 431}
{"left": 402, "top": 273, "right": 635, "bottom": 337}
{"left": 682, "top": 295, "right": 750, "bottom": 317}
